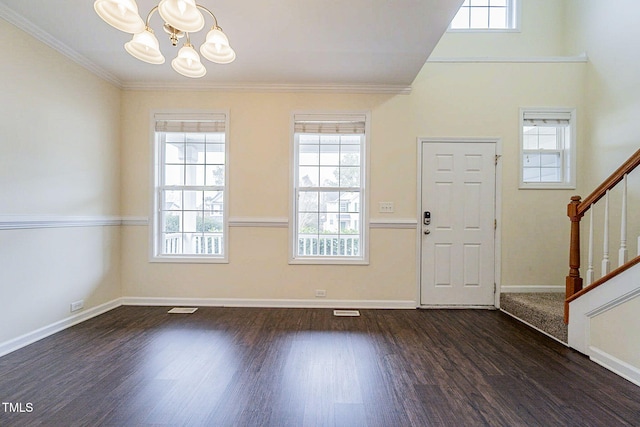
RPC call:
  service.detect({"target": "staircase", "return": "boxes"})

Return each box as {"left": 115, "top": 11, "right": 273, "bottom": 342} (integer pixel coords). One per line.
{"left": 500, "top": 293, "right": 567, "bottom": 343}
{"left": 502, "top": 148, "right": 640, "bottom": 347}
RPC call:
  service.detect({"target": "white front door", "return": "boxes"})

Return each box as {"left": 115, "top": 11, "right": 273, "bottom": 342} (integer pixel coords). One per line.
{"left": 420, "top": 141, "right": 496, "bottom": 306}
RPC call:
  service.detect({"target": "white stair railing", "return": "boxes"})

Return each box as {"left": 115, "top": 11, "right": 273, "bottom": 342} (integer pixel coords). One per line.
{"left": 565, "top": 148, "right": 640, "bottom": 323}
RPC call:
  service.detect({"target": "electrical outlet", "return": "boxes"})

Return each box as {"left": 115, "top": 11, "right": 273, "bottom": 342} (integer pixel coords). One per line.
{"left": 315, "top": 289, "right": 326, "bottom": 298}
{"left": 70, "top": 300, "right": 84, "bottom": 312}
{"left": 379, "top": 202, "right": 394, "bottom": 213}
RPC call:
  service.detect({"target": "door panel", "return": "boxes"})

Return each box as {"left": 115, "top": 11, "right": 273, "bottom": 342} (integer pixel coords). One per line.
{"left": 420, "top": 142, "right": 496, "bottom": 306}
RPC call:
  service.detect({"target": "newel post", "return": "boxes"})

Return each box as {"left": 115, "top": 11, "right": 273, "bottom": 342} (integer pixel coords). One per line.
{"left": 565, "top": 195, "right": 584, "bottom": 323}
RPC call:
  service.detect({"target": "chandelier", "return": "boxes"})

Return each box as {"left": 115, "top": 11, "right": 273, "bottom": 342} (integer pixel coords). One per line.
{"left": 93, "top": 0, "right": 236, "bottom": 78}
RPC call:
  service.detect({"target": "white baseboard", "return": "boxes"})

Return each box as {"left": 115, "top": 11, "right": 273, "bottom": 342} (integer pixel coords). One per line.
{"left": 121, "top": 296, "right": 417, "bottom": 309}
{"left": 590, "top": 346, "right": 640, "bottom": 387}
{"left": 0, "top": 298, "right": 122, "bottom": 358}
{"left": 500, "top": 285, "right": 565, "bottom": 293}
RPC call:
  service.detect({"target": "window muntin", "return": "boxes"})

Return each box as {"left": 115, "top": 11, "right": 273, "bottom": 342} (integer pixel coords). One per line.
{"left": 450, "top": 0, "right": 518, "bottom": 30}
{"left": 519, "top": 109, "right": 576, "bottom": 189}
{"left": 292, "top": 114, "right": 367, "bottom": 263}
{"left": 152, "top": 112, "right": 228, "bottom": 262}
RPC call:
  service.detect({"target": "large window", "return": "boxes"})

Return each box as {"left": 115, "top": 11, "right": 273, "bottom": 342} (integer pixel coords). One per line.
{"left": 291, "top": 113, "right": 368, "bottom": 264}
{"left": 152, "top": 112, "right": 229, "bottom": 262}
{"left": 520, "top": 108, "right": 576, "bottom": 189}
{"left": 450, "top": 0, "right": 518, "bottom": 30}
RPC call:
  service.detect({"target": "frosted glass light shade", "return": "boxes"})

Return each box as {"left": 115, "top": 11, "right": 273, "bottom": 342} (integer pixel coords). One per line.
{"left": 200, "top": 28, "right": 236, "bottom": 64}
{"left": 125, "top": 30, "right": 165, "bottom": 64}
{"left": 94, "top": 0, "right": 145, "bottom": 33}
{"left": 158, "top": 0, "right": 204, "bottom": 33}
{"left": 171, "top": 45, "right": 206, "bottom": 78}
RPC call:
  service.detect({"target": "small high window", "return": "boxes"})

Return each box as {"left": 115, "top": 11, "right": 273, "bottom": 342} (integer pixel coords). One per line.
{"left": 450, "top": 0, "right": 518, "bottom": 31}
{"left": 520, "top": 108, "right": 576, "bottom": 189}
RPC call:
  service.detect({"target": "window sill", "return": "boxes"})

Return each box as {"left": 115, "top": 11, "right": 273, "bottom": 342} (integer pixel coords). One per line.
{"left": 447, "top": 28, "right": 521, "bottom": 33}
{"left": 289, "top": 257, "right": 369, "bottom": 266}
{"left": 519, "top": 184, "right": 576, "bottom": 190}
{"left": 150, "top": 255, "right": 229, "bottom": 264}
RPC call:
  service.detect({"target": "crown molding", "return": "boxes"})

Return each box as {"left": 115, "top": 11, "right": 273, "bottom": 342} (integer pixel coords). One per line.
{"left": 122, "top": 81, "right": 413, "bottom": 94}
{"left": 1, "top": 4, "right": 412, "bottom": 94}
{"left": 0, "top": 3, "right": 123, "bottom": 87}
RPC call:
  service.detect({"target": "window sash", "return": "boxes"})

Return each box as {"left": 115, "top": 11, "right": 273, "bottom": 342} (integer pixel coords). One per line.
{"left": 522, "top": 149, "right": 564, "bottom": 183}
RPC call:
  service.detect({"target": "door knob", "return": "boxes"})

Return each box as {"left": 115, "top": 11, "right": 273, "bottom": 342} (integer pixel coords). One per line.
{"left": 423, "top": 229, "right": 431, "bottom": 235}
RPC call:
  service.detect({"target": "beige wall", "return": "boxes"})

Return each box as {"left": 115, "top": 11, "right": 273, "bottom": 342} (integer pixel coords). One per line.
{"left": 0, "top": 19, "right": 122, "bottom": 344}
{"left": 120, "top": 60, "right": 585, "bottom": 301}
{"left": 432, "top": 0, "right": 572, "bottom": 58}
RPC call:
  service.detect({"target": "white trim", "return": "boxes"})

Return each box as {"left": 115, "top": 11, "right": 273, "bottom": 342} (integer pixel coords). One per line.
{"left": 123, "top": 82, "right": 412, "bottom": 94}
{"left": 421, "top": 305, "right": 495, "bottom": 309}
{"left": 121, "top": 296, "right": 416, "bottom": 309}
{"left": 589, "top": 347, "right": 640, "bottom": 388}
{"left": 229, "top": 217, "right": 289, "bottom": 228}
{"left": 5, "top": 215, "right": 418, "bottom": 230}
{"left": 122, "top": 216, "right": 149, "bottom": 226}
{"left": 585, "top": 286, "right": 640, "bottom": 318}
{"left": 370, "top": 219, "right": 418, "bottom": 229}
{"left": 500, "top": 309, "right": 569, "bottom": 346}
{"left": 416, "top": 138, "right": 502, "bottom": 308}
{"left": 0, "top": 3, "right": 122, "bottom": 87}
{"left": 0, "top": 299, "right": 122, "bottom": 358}
{"left": 446, "top": 29, "right": 520, "bottom": 34}
{"left": 427, "top": 54, "right": 588, "bottom": 64}
{"left": 500, "top": 285, "right": 565, "bottom": 293}
{"left": 568, "top": 263, "right": 640, "bottom": 354}
{"left": 0, "top": 215, "right": 122, "bottom": 230}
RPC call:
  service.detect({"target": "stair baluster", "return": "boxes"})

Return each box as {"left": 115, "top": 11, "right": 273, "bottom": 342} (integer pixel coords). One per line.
{"left": 586, "top": 206, "right": 595, "bottom": 285}
{"left": 602, "top": 189, "right": 610, "bottom": 277}
{"left": 618, "top": 174, "right": 628, "bottom": 267}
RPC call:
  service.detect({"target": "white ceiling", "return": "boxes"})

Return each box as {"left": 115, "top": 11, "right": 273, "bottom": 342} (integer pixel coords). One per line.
{"left": 0, "top": 0, "right": 463, "bottom": 91}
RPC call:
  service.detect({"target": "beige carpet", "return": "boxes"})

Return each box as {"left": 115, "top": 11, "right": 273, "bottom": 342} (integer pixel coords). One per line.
{"left": 500, "top": 293, "right": 567, "bottom": 343}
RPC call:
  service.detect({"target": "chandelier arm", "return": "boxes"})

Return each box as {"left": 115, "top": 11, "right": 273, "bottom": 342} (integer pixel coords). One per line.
{"left": 195, "top": 4, "right": 220, "bottom": 29}
{"left": 144, "top": 5, "right": 160, "bottom": 28}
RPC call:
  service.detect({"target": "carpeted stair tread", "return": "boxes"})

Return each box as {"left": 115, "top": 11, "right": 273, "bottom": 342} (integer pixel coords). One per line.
{"left": 500, "top": 293, "right": 567, "bottom": 343}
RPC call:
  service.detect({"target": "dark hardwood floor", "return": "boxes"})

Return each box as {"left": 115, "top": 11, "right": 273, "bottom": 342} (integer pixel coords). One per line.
{"left": 0, "top": 306, "right": 639, "bottom": 426}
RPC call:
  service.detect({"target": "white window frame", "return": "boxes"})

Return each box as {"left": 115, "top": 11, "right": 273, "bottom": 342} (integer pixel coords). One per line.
{"left": 448, "top": 0, "right": 520, "bottom": 32}
{"left": 289, "top": 112, "right": 370, "bottom": 265}
{"left": 519, "top": 108, "right": 576, "bottom": 190}
{"left": 150, "top": 110, "right": 230, "bottom": 263}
